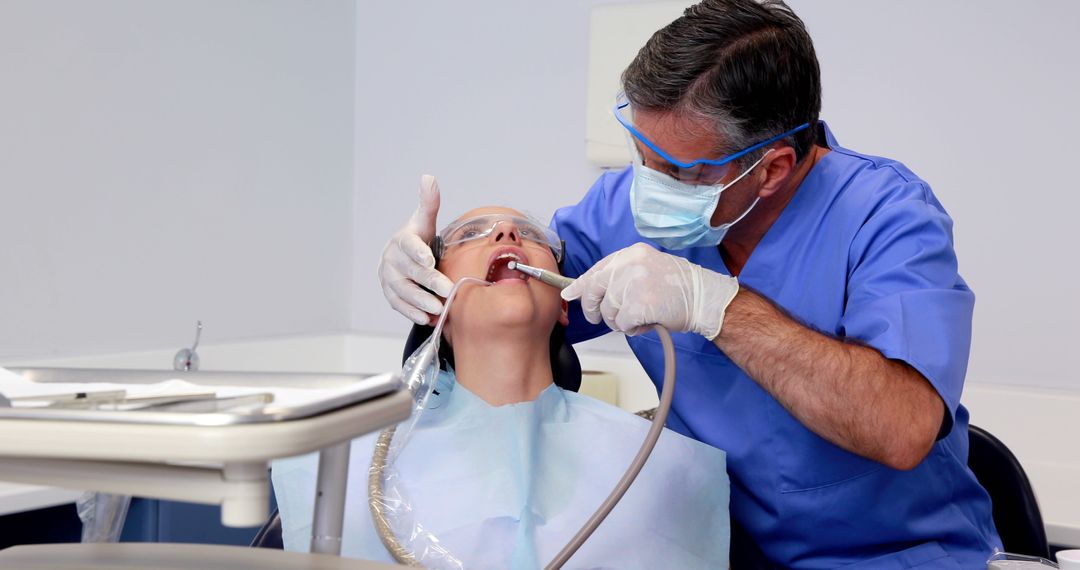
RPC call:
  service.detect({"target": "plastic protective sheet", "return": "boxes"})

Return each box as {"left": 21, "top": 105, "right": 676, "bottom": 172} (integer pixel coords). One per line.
{"left": 368, "top": 342, "right": 464, "bottom": 569}
{"left": 77, "top": 492, "right": 131, "bottom": 543}
{"left": 366, "top": 277, "right": 487, "bottom": 568}
{"left": 986, "top": 551, "right": 1061, "bottom": 568}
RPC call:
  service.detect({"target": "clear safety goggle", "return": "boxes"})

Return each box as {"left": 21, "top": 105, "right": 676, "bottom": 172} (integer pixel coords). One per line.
{"left": 613, "top": 91, "right": 811, "bottom": 185}
{"left": 433, "top": 214, "right": 564, "bottom": 262}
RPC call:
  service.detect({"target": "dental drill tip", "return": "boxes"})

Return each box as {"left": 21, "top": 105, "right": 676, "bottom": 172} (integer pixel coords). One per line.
{"left": 508, "top": 261, "right": 576, "bottom": 290}
{"left": 509, "top": 261, "right": 543, "bottom": 279}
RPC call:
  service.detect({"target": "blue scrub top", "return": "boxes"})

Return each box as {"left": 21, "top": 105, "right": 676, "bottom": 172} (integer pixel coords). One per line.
{"left": 552, "top": 123, "right": 1001, "bottom": 569}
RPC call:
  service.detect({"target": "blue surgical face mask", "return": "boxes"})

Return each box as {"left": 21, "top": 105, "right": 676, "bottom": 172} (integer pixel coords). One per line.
{"left": 629, "top": 150, "right": 771, "bottom": 250}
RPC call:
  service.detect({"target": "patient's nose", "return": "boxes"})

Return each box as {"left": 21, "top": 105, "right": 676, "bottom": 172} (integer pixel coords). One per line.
{"left": 491, "top": 222, "right": 520, "bottom": 245}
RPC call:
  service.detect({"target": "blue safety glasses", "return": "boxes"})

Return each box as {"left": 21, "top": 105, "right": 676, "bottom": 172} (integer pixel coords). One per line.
{"left": 613, "top": 92, "right": 810, "bottom": 184}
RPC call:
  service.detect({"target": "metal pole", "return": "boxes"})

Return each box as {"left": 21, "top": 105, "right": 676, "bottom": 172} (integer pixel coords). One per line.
{"left": 310, "top": 441, "right": 351, "bottom": 555}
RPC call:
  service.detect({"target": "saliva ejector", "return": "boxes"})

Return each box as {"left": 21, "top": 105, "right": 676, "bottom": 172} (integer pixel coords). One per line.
{"left": 507, "top": 260, "right": 678, "bottom": 570}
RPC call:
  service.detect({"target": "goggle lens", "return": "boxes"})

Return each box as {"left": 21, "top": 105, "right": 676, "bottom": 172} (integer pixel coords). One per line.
{"left": 435, "top": 215, "right": 563, "bottom": 261}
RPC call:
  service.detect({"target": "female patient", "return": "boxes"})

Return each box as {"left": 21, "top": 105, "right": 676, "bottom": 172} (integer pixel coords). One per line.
{"left": 273, "top": 207, "right": 730, "bottom": 569}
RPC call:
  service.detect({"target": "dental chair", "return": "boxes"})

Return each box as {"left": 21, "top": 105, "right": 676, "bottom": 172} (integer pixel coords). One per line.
{"left": 251, "top": 322, "right": 582, "bottom": 550}
{"left": 967, "top": 424, "right": 1049, "bottom": 558}
{"left": 724, "top": 425, "right": 1053, "bottom": 569}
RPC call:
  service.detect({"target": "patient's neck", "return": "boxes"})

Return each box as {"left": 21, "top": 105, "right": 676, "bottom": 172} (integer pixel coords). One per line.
{"left": 450, "top": 328, "right": 554, "bottom": 406}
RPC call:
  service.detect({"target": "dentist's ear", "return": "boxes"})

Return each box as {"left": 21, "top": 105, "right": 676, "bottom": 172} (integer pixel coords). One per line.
{"left": 559, "top": 299, "right": 570, "bottom": 326}
{"left": 758, "top": 146, "right": 797, "bottom": 198}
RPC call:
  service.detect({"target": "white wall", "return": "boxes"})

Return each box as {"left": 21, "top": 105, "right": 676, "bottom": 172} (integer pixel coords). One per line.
{"left": 350, "top": 0, "right": 620, "bottom": 338}
{"left": 2, "top": 1, "right": 1075, "bottom": 393}
{"left": 788, "top": 0, "right": 1079, "bottom": 390}
{"left": 0, "top": 0, "right": 357, "bottom": 360}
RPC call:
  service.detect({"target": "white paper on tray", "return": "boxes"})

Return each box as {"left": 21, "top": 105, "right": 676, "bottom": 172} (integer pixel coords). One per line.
{"left": 0, "top": 366, "right": 392, "bottom": 409}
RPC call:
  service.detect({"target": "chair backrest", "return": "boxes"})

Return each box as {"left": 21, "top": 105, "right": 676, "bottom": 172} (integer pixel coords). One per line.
{"left": 966, "top": 424, "right": 1049, "bottom": 558}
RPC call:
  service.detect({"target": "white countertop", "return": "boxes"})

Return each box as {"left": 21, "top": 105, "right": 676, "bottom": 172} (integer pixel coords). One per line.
{"left": 0, "top": 482, "right": 82, "bottom": 516}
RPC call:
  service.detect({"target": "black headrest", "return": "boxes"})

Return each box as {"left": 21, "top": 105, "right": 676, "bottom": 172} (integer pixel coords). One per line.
{"left": 401, "top": 322, "right": 581, "bottom": 392}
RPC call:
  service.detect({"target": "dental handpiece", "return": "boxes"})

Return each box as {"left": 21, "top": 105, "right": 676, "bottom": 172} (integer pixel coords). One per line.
{"left": 507, "top": 261, "right": 575, "bottom": 290}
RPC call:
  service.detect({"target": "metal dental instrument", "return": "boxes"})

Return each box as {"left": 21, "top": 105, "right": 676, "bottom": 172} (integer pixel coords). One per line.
{"left": 506, "top": 260, "right": 576, "bottom": 290}
{"left": 5, "top": 390, "right": 129, "bottom": 409}
{"left": 98, "top": 392, "right": 220, "bottom": 411}
{"left": 174, "top": 321, "right": 203, "bottom": 372}
{"left": 5, "top": 388, "right": 270, "bottom": 413}
{"left": 9, "top": 389, "right": 128, "bottom": 404}
{"left": 132, "top": 392, "right": 274, "bottom": 413}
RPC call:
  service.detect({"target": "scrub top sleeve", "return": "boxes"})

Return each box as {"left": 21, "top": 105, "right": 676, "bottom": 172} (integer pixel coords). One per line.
{"left": 551, "top": 171, "right": 625, "bottom": 344}
{"left": 839, "top": 189, "right": 974, "bottom": 438}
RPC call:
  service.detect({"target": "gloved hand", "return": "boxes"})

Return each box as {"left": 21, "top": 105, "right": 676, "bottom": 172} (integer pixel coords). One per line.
{"left": 378, "top": 175, "right": 455, "bottom": 325}
{"left": 561, "top": 243, "right": 740, "bottom": 339}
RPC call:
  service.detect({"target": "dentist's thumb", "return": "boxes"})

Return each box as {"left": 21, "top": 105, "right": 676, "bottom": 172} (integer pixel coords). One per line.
{"left": 409, "top": 174, "right": 442, "bottom": 242}
{"left": 561, "top": 278, "right": 584, "bottom": 302}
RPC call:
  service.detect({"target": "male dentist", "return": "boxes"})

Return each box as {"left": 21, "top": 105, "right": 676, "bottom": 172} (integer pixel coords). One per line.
{"left": 378, "top": 1, "right": 1000, "bottom": 567}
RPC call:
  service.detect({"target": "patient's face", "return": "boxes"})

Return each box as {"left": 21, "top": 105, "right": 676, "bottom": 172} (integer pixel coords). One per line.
{"left": 437, "top": 206, "right": 568, "bottom": 341}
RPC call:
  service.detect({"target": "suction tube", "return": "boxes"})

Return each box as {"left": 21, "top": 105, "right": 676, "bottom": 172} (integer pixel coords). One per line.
{"left": 546, "top": 324, "right": 675, "bottom": 570}
{"left": 506, "top": 262, "right": 677, "bottom": 570}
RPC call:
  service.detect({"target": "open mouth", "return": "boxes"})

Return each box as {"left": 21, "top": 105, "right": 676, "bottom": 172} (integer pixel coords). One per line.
{"left": 486, "top": 251, "right": 529, "bottom": 283}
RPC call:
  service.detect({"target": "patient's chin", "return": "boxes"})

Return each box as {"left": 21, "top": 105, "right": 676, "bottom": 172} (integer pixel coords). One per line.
{"left": 457, "top": 302, "right": 557, "bottom": 337}
{"left": 488, "top": 304, "right": 550, "bottom": 329}
{"left": 445, "top": 282, "right": 561, "bottom": 336}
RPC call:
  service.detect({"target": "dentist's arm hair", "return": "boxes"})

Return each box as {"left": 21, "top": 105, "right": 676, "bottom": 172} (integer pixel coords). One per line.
{"left": 714, "top": 288, "right": 945, "bottom": 471}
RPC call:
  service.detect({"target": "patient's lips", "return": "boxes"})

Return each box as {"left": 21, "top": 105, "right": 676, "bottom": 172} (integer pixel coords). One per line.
{"left": 486, "top": 247, "right": 530, "bottom": 284}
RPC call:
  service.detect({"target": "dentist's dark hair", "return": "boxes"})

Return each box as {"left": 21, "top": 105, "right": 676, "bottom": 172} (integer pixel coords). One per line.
{"left": 621, "top": 0, "right": 821, "bottom": 164}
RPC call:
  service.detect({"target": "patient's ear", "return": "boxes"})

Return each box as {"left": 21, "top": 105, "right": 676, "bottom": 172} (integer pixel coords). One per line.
{"left": 559, "top": 299, "right": 569, "bottom": 326}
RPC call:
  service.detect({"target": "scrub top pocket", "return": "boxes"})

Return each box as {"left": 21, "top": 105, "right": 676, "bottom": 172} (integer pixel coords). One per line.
{"left": 771, "top": 400, "right": 885, "bottom": 494}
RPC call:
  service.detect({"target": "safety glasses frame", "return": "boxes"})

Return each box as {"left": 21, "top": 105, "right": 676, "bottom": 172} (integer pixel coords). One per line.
{"left": 432, "top": 214, "right": 564, "bottom": 263}
{"left": 613, "top": 92, "right": 811, "bottom": 171}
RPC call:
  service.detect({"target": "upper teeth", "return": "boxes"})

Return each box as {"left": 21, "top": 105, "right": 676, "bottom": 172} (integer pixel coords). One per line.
{"left": 488, "top": 252, "right": 523, "bottom": 280}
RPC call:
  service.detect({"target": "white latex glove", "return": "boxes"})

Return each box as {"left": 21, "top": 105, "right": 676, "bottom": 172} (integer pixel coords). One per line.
{"left": 561, "top": 243, "right": 740, "bottom": 339}
{"left": 378, "top": 175, "right": 455, "bottom": 325}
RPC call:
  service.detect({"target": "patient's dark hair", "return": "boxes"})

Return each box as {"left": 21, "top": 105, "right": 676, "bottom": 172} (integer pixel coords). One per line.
{"left": 402, "top": 256, "right": 580, "bottom": 391}
{"left": 402, "top": 323, "right": 579, "bottom": 392}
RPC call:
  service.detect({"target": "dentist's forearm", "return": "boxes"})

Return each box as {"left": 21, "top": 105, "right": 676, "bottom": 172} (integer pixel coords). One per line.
{"left": 712, "top": 289, "right": 945, "bottom": 470}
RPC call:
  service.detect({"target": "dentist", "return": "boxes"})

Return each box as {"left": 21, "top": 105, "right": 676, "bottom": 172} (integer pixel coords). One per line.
{"left": 378, "top": 1, "right": 1000, "bottom": 567}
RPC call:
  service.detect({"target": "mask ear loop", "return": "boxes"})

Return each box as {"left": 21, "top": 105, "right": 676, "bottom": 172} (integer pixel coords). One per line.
{"left": 706, "top": 148, "right": 774, "bottom": 230}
